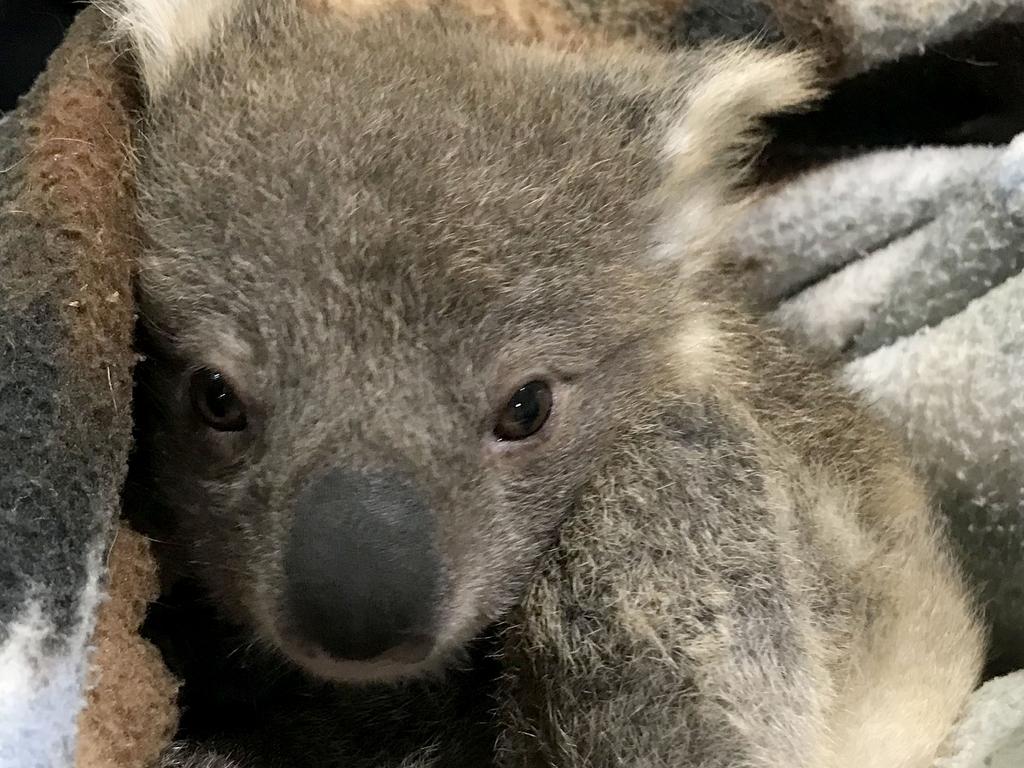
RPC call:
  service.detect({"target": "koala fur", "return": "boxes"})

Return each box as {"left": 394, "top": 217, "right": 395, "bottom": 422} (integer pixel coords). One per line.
{"left": 109, "top": 0, "right": 985, "bottom": 766}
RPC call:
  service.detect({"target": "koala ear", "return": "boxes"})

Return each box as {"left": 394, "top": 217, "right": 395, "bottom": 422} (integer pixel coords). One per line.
{"left": 652, "top": 46, "right": 820, "bottom": 267}
{"left": 98, "top": 0, "right": 244, "bottom": 96}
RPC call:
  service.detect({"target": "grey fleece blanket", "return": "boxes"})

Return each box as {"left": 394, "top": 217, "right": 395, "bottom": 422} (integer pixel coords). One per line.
{"left": 676, "top": 0, "right": 1024, "bottom": 673}
{"left": 735, "top": 135, "right": 1024, "bottom": 670}
{"left": 2, "top": 1, "right": 1024, "bottom": 767}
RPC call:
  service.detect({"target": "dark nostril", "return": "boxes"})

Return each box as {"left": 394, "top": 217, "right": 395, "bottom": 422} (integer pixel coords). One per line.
{"left": 284, "top": 467, "right": 441, "bottom": 663}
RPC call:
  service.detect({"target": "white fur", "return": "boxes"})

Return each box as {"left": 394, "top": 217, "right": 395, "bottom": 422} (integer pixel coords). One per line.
{"left": 654, "top": 46, "right": 819, "bottom": 269}
{"left": 98, "top": 0, "right": 244, "bottom": 95}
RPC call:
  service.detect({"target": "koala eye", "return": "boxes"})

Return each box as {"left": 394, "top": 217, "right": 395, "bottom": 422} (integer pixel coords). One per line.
{"left": 494, "top": 380, "right": 552, "bottom": 441}
{"left": 189, "top": 369, "right": 247, "bottom": 432}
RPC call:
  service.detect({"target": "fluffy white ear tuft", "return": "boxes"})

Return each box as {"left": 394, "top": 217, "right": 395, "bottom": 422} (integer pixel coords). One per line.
{"left": 654, "top": 45, "right": 820, "bottom": 266}
{"left": 97, "top": 0, "right": 244, "bottom": 96}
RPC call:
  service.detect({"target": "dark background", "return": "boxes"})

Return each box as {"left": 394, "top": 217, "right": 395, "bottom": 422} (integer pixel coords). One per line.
{"left": 0, "top": 0, "right": 83, "bottom": 112}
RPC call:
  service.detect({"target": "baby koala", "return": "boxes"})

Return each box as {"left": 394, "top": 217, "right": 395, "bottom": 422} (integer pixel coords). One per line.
{"left": 112, "top": 0, "right": 985, "bottom": 765}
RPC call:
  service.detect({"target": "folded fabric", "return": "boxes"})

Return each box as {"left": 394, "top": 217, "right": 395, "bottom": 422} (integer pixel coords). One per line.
{"left": 732, "top": 136, "right": 1024, "bottom": 671}
{"left": 937, "top": 670, "right": 1024, "bottom": 768}
{"left": 0, "top": 11, "right": 174, "bottom": 768}
{"left": 675, "top": 0, "right": 1024, "bottom": 76}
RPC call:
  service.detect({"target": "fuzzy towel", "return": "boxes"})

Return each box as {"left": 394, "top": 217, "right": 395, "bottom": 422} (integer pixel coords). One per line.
{"left": 0, "top": 10, "right": 177, "bottom": 768}
{"left": 1, "top": 1, "right": 1023, "bottom": 767}
{"left": 674, "top": 0, "right": 1024, "bottom": 76}
{"left": 938, "top": 670, "right": 1024, "bottom": 767}
{"left": 680, "top": 0, "right": 1024, "bottom": 671}
{"left": 734, "top": 128, "right": 1024, "bottom": 673}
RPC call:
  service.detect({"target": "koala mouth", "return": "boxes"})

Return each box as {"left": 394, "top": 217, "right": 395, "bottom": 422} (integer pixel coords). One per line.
{"left": 275, "top": 629, "right": 449, "bottom": 684}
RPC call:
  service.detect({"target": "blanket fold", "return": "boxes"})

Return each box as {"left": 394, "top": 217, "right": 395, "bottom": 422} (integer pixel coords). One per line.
{"left": 0, "top": 10, "right": 175, "bottom": 768}
{"left": 734, "top": 134, "right": 1024, "bottom": 673}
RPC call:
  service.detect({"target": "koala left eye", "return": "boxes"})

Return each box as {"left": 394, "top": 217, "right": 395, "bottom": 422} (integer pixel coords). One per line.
{"left": 494, "top": 380, "right": 552, "bottom": 441}
{"left": 190, "top": 369, "right": 248, "bottom": 432}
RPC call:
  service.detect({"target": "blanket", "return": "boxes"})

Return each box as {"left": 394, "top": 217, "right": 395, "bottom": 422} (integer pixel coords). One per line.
{"left": 674, "top": 0, "right": 1024, "bottom": 76}
{"left": 733, "top": 138, "right": 1024, "bottom": 674}
{"left": 0, "top": 11, "right": 177, "bottom": 768}
{"left": 0, "top": 2, "right": 1021, "bottom": 767}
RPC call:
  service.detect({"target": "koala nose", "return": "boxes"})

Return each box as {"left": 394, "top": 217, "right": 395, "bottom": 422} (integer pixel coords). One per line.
{"left": 284, "top": 467, "right": 441, "bottom": 663}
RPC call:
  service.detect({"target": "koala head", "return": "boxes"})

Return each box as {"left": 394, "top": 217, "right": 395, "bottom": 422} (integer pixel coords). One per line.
{"left": 114, "top": 0, "right": 815, "bottom": 682}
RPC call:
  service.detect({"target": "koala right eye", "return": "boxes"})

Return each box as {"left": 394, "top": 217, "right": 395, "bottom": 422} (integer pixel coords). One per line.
{"left": 189, "top": 369, "right": 248, "bottom": 432}
{"left": 494, "top": 380, "right": 553, "bottom": 442}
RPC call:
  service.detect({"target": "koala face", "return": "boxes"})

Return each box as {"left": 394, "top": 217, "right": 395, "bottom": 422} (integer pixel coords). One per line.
{"left": 126, "top": 1, "right": 812, "bottom": 681}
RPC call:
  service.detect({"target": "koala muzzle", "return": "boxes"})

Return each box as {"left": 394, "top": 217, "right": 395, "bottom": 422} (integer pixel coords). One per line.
{"left": 284, "top": 467, "right": 441, "bottom": 663}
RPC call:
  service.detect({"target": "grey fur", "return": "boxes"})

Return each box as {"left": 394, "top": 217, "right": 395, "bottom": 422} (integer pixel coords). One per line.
{"left": 124, "top": 1, "right": 984, "bottom": 765}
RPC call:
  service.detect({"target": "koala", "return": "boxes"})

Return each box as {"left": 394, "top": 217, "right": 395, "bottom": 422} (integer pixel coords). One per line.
{"left": 108, "top": 0, "right": 986, "bottom": 766}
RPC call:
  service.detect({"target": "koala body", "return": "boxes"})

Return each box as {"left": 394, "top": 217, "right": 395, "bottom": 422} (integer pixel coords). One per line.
{"left": 112, "top": 1, "right": 985, "bottom": 766}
